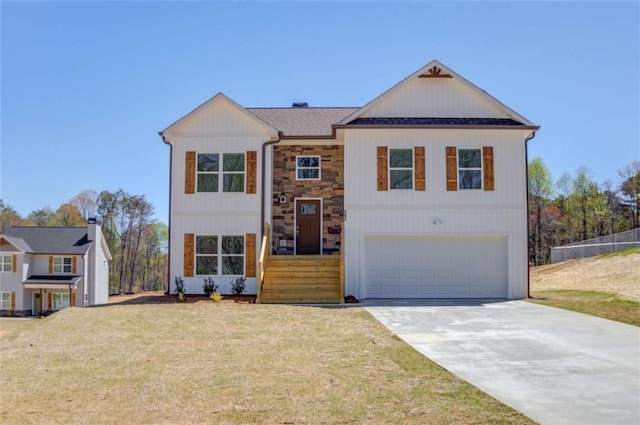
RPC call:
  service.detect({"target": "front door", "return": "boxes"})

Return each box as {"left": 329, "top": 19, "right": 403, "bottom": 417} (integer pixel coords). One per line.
{"left": 295, "top": 199, "right": 321, "bottom": 255}
{"left": 33, "top": 292, "right": 41, "bottom": 316}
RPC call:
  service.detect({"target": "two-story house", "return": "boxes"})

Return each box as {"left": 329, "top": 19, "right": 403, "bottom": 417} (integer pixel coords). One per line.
{"left": 160, "top": 60, "right": 539, "bottom": 303}
{"left": 0, "top": 220, "right": 112, "bottom": 315}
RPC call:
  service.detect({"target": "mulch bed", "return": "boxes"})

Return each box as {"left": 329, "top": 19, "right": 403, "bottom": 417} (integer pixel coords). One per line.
{"left": 109, "top": 291, "right": 256, "bottom": 305}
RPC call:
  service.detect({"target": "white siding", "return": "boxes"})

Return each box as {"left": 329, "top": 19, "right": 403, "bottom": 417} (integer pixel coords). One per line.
{"left": 343, "top": 128, "right": 530, "bottom": 300}
{"left": 170, "top": 215, "right": 258, "bottom": 295}
{"left": 167, "top": 100, "right": 273, "bottom": 294}
{"left": 361, "top": 78, "right": 508, "bottom": 118}
{"left": 87, "top": 224, "right": 110, "bottom": 306}
{"left": 0, "top": 252, "right": 22, "bottom": 309}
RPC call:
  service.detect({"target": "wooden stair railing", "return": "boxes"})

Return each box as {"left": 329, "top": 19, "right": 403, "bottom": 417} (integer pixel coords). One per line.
{"left": 256, "top": 222, "right": 270, "bottom": 304}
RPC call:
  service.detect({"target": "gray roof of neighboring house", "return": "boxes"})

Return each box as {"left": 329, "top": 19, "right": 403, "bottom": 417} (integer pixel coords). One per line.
{"left": 345, "top": 117, "right": 525, "bottom": 126}
{"left": 247, "top": 107, "right": 359, "bottom": 137}
{"left": 2, "top": 227, "right": 92, "bottom": 254}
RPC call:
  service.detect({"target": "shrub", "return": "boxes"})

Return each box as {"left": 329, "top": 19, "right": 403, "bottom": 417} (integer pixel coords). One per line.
{"left": 202, "top": 277, "right": 218, "bottom": 297}
{"left": 175, "top": 276, "right": 186, "bottom": 302}
{"left": 210, "top": 292, "right": 223, "bottom": 302}
{"left": 230, "top": 277, "right": 246, "bottom": 296}
{"left": 174, "top": 276, "right": 185, "bottom": 295}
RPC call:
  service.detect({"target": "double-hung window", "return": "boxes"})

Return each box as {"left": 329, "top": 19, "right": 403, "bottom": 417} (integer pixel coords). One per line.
{"left": 0, "top": 292, "right": 11, "bottom": 309}
{"left": 195, "top": 235, "right": 244, "bottom": 276}
{"left": 197, "top": 153, "right": 245, "bottom": 192}
{"left": 221, "top": 236, "right": 244, "bottom": 275}
{"left": 197, "top": 154, "right": 219, "bottom": 192}
{"left": 52, "top": 293, "right": 70, "bottom": 310}
{"left": 296, "top": 156, "right": 321, "bottom": 180}
{"left": 53, "top": 257, "right": 72, "bottom": 273}
{"left": 0, "top": 255, "right": 12, "bottom": 272}
{"left": 389, "top": 148, "right": 413, "bottom": 190}
{"left": 458, "top": 148, "right": 482, "bottom": 190}
{"left": 196, "top": 236, "right": 218, "bottom": 275}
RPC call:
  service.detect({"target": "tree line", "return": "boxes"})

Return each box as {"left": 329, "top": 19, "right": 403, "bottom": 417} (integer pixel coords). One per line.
{"left": 528, "top": 159, "right": 639, "bottom": 265}
{"left": 0, "top": 190, "right": 167, "bottom": 294}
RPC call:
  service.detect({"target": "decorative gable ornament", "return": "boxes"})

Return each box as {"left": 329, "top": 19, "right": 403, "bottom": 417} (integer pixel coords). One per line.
{"left": 418, "top": 65, "right": 452, "bottom": 78}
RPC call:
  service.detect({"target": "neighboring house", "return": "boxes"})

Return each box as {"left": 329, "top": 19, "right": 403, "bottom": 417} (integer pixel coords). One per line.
{"left": 0, "top": 220, "right": 112, "bottom": 315}
{"left": 160, "top": 60, "right": 539, "bottom": 302}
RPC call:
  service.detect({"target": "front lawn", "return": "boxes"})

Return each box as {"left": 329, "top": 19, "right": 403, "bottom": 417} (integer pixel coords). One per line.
{"left": 529, "top": 290, "right": 640, "bottom": 326}
{"left": 0, "top": 303, "right": 533, "bottom": 424}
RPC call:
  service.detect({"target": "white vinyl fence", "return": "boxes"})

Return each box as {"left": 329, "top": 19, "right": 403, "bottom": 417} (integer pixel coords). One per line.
{"left": 551, "top": 228, "right": 640, "bottom": 263}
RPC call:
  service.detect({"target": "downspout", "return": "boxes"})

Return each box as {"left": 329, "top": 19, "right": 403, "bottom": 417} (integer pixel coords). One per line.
{"left": 525, "top": 131, "right": 536, "bottom": 298}
{"left": 159, "top": 132, "right": 172, "bottom": 295}
{"left": 261, "top": 132, "right": 283, "bottom": 237}
{"left": 82, "top": 253, "right": 87, "bottom": 307}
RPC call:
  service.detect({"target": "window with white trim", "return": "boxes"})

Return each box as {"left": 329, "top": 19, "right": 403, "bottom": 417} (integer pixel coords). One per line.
{"left": 197, "top": 153, "right": 245, "bottom": 192}
{"left": 53, "top": 257, "right": 72, "bottom": 273}
{"left": 196, "top": 235, "right": 218, "bottom": 275}
{"left": 0, "top": 292, "right": 11, "bottom": 309}
{"left": 52, "top": 293, "right": 70, "bottom": 310}
{"left": 0, "top": 255, "right": 12, "bottom": 272}
{"left": 296, "top": 156, "right": 321, "bottom": 180}
{"left": 195, "top": 235, "right": 244, "bottom": 276}
{"left": 389, "top": 148, "right": 413, "bottom": 190}
{"left": 458, "top": 148, "right": 482, "bottom": 190}
{"left": 221, "top": 236, "right": 244, "bottom": 275}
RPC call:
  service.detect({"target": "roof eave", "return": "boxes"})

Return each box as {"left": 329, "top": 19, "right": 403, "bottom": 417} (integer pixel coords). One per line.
{"left": 335, "top": 124, "right": 541, "bottom": 131}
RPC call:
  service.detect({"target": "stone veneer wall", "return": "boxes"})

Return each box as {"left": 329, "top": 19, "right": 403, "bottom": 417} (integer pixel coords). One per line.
{"left": 272, "top": 145, "right": 344, "bottom": 255}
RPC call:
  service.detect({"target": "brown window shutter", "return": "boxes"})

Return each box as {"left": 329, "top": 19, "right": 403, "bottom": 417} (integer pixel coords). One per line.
{"left": 10, "top": 292, "right": 15, "bottom": 310}
{"left": 246, "top": 151, "right": 257, "bottom": 194}
{"left": 446, "top": 147, "right": 458, "bottom": 191}
{"left": 183, "top": 233, "right": 194, "bottom": 277}
{"left": 377, "top": 146, "right": 388, "bottom": 191}
{"left": 414, "top": 146, "right": 426, "bottom": 191}
{"left": 72, "top": 257, "right": 77, "bottom": 274}
{"left": 48, "top": 292, "right": 53, "bottom": 310}
{"left": 185, "top": 151, "right": 196, "bottom": 194}
{"left": 71, "top": 291, "right": 76, "bottom": 307}
{"left": 483, "top": 146, "right": 495, "bottom": 191}
{"left": 245, "top": 233, "right": 256, "bottom": 278}
{"left": 49, "top": 256, "right": 53, "bottom": 273}
{"left": 12, "top": 255, "right": 17, "bottom": 273}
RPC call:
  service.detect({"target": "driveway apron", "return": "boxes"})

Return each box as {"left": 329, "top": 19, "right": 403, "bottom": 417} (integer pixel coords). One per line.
{"left": 364, "top": 300, "right": 640, "bottom": 425}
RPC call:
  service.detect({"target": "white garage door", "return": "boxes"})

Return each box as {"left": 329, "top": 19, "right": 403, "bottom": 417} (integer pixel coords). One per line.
{"left": 365, "top": 235, "right": 508, "bottom": 298}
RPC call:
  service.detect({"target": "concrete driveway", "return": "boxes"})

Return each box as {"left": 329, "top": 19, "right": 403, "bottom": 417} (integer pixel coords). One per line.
{"left": 364, "top": 300, "right": 640, "bottom": 425}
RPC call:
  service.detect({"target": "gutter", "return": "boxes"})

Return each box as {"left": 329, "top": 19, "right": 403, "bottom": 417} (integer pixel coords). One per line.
{"left": 261, "top": 132, "right": 284, "bottom": 237}
{"left": 159, "top": 132, "right": 172, "bottom": 295}
{"left": 524, "top": 130, "right": 537, "bottom": 299}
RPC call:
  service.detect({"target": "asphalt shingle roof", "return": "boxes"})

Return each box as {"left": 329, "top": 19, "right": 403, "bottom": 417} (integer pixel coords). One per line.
{"left": 2, "top": 227, "right": 92, "bottom": 255}
{"left": 248, "top": 107, "right": 359, "bottom": 137}
{"left": 346, "top": 117, "right": 525, "bottom": 126}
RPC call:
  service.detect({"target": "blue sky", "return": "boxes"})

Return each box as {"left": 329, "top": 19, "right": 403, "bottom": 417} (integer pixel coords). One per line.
{"left": 1, "top": 1, "right": 638, "bottom": 224}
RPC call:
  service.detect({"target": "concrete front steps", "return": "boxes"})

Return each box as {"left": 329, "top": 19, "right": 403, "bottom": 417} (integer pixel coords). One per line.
{"left": 259, "top": 255, "right": 343, "bottom": 304}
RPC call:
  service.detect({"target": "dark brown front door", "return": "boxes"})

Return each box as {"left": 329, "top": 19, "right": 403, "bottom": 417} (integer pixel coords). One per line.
{"left": 296, "top": 199, "right": 321, "bottom": 255}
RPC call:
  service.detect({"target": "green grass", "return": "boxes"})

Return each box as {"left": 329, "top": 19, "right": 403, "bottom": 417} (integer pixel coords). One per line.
{"left": 0, "top": 304, "right": 534, "bottom": 424}
{"left": 601, "top": 247, "right": 640, "bottom": 258}
{"left": 529, "top": 290, "right": 640, "bottom": 326}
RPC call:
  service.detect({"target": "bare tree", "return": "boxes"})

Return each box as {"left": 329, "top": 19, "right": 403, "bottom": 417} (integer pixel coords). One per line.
{"left": 70, "top": 190, "right": 98, "bottom": 221}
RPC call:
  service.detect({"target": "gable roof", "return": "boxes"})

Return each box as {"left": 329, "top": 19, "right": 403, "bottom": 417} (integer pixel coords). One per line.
{"left": 2, "top": 227, "right": 93, "bottom": 255}
{"left": 247, "top": 107, "right": 358, "bottom": 137}
{"left": 337, "top": 60, "right": 538, "bottom": 129}
{"left": 160, "top": 92, "right": 279, "bottom": 139}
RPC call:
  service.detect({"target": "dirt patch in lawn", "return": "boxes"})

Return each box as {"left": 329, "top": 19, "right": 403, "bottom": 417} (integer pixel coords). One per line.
{"left": 530, "top": 251, "right": 640, "bottom": 302}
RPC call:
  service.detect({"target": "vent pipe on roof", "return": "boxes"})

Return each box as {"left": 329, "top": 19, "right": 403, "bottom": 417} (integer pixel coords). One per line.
{"left": 292, "top": 102, "right": 308, "bottom": 108}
